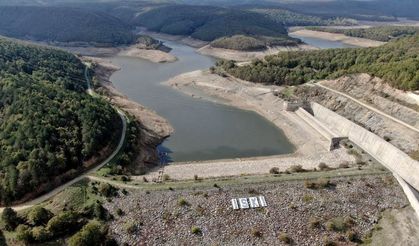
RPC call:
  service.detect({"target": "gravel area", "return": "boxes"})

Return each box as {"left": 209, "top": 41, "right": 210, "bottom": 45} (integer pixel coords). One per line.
{"left": 104, "top": 175, "right": 407, "bottom": 245}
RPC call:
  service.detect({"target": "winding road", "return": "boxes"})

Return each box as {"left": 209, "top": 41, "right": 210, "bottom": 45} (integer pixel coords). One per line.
{"left": 0, "top": 65, "right": 128, "bottom": 212}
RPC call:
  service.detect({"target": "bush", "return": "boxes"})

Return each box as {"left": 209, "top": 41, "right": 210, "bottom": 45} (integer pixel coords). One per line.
{"left": 278, "top": 232, "right": 292, "bottom": 244}
{"left": 325, "top": 217, "right": 355, "bottom": 232}
{"left": 339, "top": 162, "right": 350, "bottom": 168}
{"left": 251, "top": 228, "right": 263, "bottom": 238}
{"left": 347, "top": 230, "right": 359, "bottom": 242}
{"left": 46, "top": 211, "right": 80, "bottom": 236}
{"left": 116, "top": 208, "right": 124, "bottom": 216}
{"left": 191, "top": 226, "right": 201, "bottom": 235}
{"left": 323, "top": 238, "right": 337, "bottom": 246}
{"left": 318, "top": 162, "right": 330, "bottom": 171}
{"left": 98, "top": 183, "right": 118, "bottom": 197}
{"left": 1, "top": 207, "right": 18, "bottom": 231}
{"left": 16, "top": 224, "right": 32, "bottom": 242}
{"left": 31, "top": 226, "right": 51, "bottom": 242}
{"left": 163, "top": 174, "right": 171, "bottom": 181}
{"left": 68, "top": 220, "right": 107, "bottom": 246}
{"left": 304, "top": 178, "right": 334, "bottom": 189}
{"left": 124, "top": 221, "right": 137, "bottom": 234}
{"left": 287, "top": 165, "right": 306, "bottom": 173}
{"left": 269, "top": 167, "right": 280, "bottom": 174}
{"left": 309, "top": 217, "right": 321, "bottom": 229}
{"left": 178, "top": 197, "right": 189, "bottom": 207}
{"left": 27, "top": 206, "right": 53, "bottom": 226}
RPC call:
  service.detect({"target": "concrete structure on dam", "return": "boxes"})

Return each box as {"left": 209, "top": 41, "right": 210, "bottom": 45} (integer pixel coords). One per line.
{"left": 295, "top": 102, "right": 419, "bottom": 218}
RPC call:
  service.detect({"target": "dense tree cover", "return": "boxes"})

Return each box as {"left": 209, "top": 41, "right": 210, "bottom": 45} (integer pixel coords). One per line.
{"left": 0, "top": 6, "right": 136, "bottom": 45}
{"left": 307, "top": 26, "right": 419, "bottom": 42}
{"left": 132, "top": 5, "right": 289, "bottom": 41}
{"left": 210, "top": 35, "right": 301, "bottom": 51}
{"left": 241, "top": 6, "right": 356, "bottom": 26}
{"left": 0, "top": 39, "right": 120, "bottom": 204}
{"left": 221, "top": 35, "right": 419, "bottom": 91}
{"left": 68, "top": 220, "right": 107, "bottom": 246}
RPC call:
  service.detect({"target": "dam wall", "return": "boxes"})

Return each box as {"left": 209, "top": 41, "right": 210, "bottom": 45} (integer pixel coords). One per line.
{"left": 311, "top": 102, "right": 419, "bottom": 192}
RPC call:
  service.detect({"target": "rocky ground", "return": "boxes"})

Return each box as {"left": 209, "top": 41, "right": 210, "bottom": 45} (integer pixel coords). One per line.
{"left": 104, "top": 174, "right": 408, "bottom": 245}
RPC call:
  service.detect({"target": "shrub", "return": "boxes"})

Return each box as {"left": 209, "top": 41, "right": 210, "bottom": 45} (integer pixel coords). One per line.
{"left": 16, "top": 224, "right": 32, "bottom": 242}
{"left": 163, "top": 174, "right": 170, "bottom": 181}
{"left": 98, "top": 183, "right": 118, "bottom": 197}
{"left": 27, "top": 206, "right": 53, "bottom": 226}
{"left": 302, "top": 194, "right": 314, "bottom": 203}
{"left": 339, "top": 162, "right": 350, "bottom": 168}
{"left": 269, "top": 167, "right": 280, "bottom": 174}
{"left": 251, "top": 228, "right": 263, "bottom": 238}
{"left": 309, "top": 217, "right": 321, "bottom": 229}
{"left": 124, "top": 221, "right": 137, "bottom": 234}
{"left": 193, "top": 175, "right": 200, "bottom": 181}
{"left": 318, "top": 162, "right": 330, "bottom": 171}
{"left": 68, "top": 220, "right": 107, "bottom": 246}
{"left": 1, "top": 207, "right": 18, "bottom": 231}
{"left": 304, "top": 178, "right": 334, "bottom": 189}
{"left": 31, "top": 226, "right": 51, "bottom": 242}
{"left": 116, "top": 208, "right": 124, "bottom": 216}
{"left": 323, "top": 237, "right": 337, "bottom": 246}
{"left": 325, "top": 217, "right": 355, "bottom": 232}
{"left": 46, "top": 211, "right": 80, "bottom": 236}
{"left": 191, "top": 226, "right": 201, "bottom": 235}
{"left": 287, "top": 165, "right": 306, "bottom": 173}
{"left": 178, "top": 197, "right": 189, "bottom": 207}
{"left": 347, "top": 230, "right": 359, "bottom": 242}
{"left": 384, "top": 135, "right": 391, "bottom": 142}
{"left": 278, "top": 232, "right": 291, "bottom": 244}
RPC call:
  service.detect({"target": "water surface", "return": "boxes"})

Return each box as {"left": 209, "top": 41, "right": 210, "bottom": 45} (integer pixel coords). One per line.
{"left": 109, "top": 41, "right": 295, "bottom": 162}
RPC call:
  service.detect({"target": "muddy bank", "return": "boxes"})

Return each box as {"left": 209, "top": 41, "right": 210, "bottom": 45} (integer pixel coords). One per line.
{"left": 84, "top": 56, "right": 173, "bottom": 170}
{"left": 289, "top": 29, "right": 385, "bottom": 47}
{"left": 197, "top": 44, "right": 317, "bottom": 62}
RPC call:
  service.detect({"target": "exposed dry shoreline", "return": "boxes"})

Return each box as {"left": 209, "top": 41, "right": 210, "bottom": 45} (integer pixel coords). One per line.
{"left": 118, "top": 46, "right": 177, "bottom": 63}
{"left": 197, "top": 44, "right": 317, "bottom": 62}
{"left": 289, "top": 29, "right": 385, "bottom": 47}
{"left": 83, "top": 56, "right": 173, "bottom": 170}
{"left": 130, "top": 70, "right": 357, "bottom": 181}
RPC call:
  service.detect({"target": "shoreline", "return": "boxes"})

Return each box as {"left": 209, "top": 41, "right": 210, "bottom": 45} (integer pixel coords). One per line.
{"left": 83, "top": 56, "right": 174, "bottom": 169}
{"left": 197, "top": 44, "right": 317, "bottom": 62}
{"left": 289, "top": 29, "right": 386, "bottom": 47}
{"left": 129, "top": 69, "right": 356, "bottom": 181}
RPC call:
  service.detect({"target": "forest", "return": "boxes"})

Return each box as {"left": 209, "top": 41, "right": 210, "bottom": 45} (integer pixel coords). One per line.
{"left": 210, "top": 35, "right": 301, "bottom": 51}
{"left": 0, "top": 6, "right": 136, "bottom": 45}
{"left": 0, "top": 39, "right": 120, "bottom": 204}
{"left": 220, "top": 35, "right": 419, "bottom": 91}
{"left": 308, "top": 26, "right": 419, "bottom": 42}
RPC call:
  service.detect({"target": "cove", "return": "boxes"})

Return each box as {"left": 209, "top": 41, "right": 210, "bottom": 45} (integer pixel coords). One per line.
{"left": 109, "top": 40, "right": 295, "bottom": 162}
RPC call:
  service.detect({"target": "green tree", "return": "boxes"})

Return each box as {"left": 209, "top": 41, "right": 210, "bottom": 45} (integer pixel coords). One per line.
{"left": 1, "top": 207, "right": 18, "bottom": 231}
{"left": 68, "top": 220, "right": 107, "bottom": 246}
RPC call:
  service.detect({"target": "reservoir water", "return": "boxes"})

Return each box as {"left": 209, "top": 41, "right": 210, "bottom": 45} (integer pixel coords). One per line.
{"left": 109, "top": 41, "right": 295, "bottom": 162}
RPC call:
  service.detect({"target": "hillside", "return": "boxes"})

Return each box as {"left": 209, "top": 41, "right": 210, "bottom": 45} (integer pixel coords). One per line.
{"left": 0, "top": 6, "right": 135, "bottom": 45}
{"left": 210, "top": 35, "right": 301, "bottom": 51}
{"left": 219, "top": 35, "right": 419, "bottom": 91}
{"left": 128, "top": 5, "right": 290, "bottom": 41}
{"left": 0, "top": 39, "right": 120, "bottom": 204}
{"left": 307, "top": 26, "right": 419, "bottom": 42}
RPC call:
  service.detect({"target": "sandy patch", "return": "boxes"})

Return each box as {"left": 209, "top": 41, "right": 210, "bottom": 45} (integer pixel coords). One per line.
{"left": 118, "top": 46, "right": 177, "bottom": 63}
{"left": 197, "top": 44, "right": 317, "bottom": 61}
{"left": 290, "top": 29, "right": 385, "bottom": 47}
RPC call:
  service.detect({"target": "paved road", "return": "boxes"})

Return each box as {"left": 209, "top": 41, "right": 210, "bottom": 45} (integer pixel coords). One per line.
{"left": 0, "top": 66, "right": 128, "bottom": 212}
{"left": 316, "top": 83, "right": 419, "bottom": 134}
